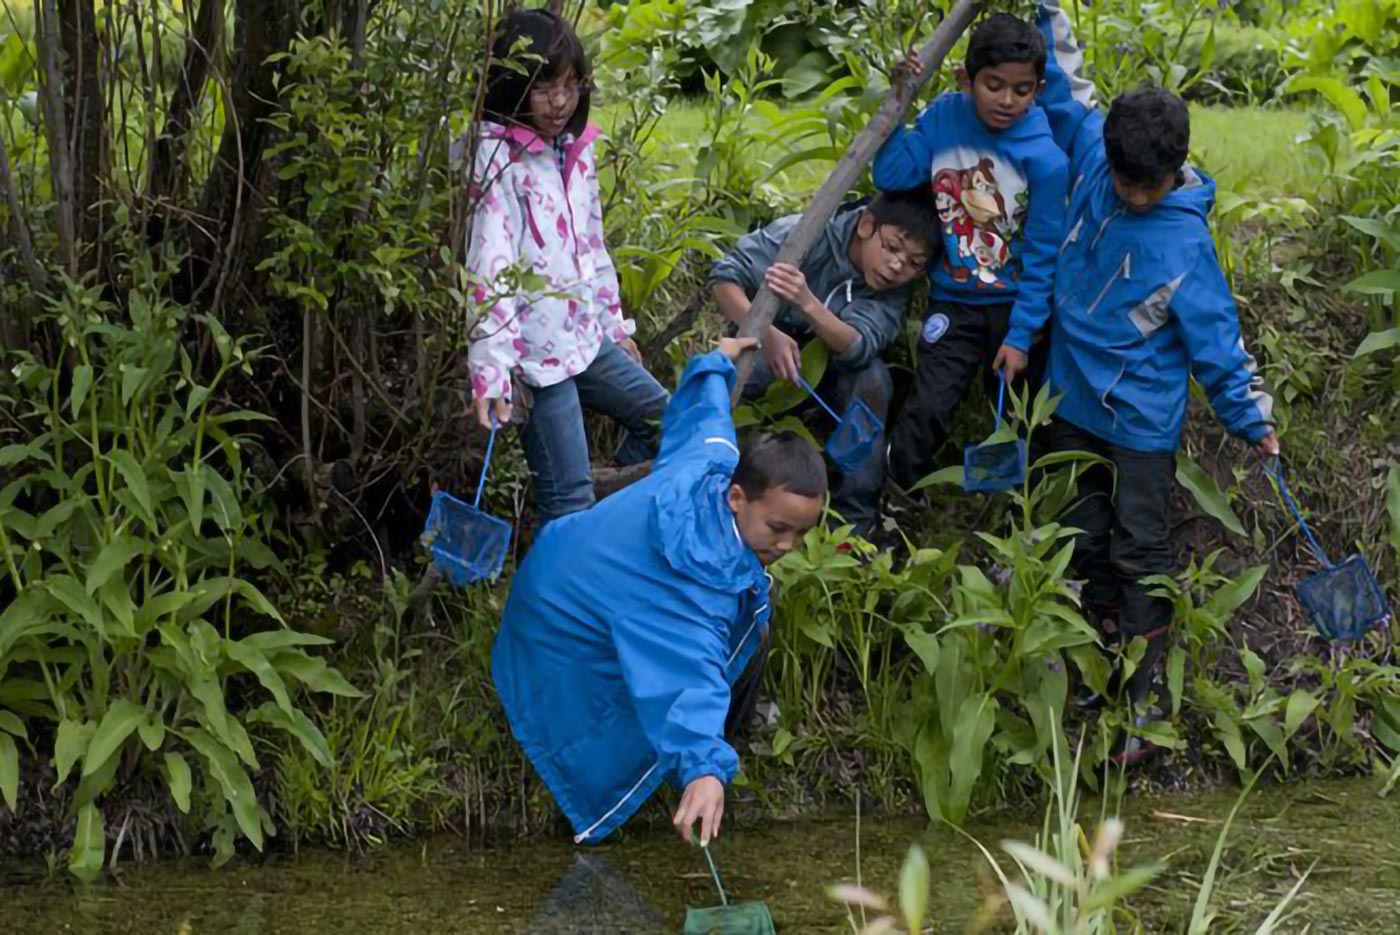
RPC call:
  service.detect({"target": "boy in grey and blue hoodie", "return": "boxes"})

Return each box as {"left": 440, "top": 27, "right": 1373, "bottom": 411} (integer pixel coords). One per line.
{"left": 708, "top": 189, "right": 939, "bottom": 535}
{"left": 1028, "top": 0, "right": 1280, "bottom": 763}
{"left": 874, "top": 13, "right": 1070, "bottom": 490}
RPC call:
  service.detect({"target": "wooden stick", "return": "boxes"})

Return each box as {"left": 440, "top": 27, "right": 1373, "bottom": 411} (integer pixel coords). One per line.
{"left": 730, "top": 0, "right": 982, "bottom": 403}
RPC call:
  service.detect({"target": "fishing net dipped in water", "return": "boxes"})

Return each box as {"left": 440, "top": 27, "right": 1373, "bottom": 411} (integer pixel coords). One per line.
{"left": 683, "top": 844, "right": 777, "bottom": 935}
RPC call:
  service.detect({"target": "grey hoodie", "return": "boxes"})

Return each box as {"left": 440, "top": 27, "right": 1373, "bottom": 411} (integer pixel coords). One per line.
{"left": 707, "top": 204, "right": 911, "bottom": 370}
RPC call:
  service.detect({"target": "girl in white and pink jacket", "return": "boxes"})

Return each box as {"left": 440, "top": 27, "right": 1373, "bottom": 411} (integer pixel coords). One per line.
{"left": 464, "top": 10, "right": 669, "bottom": 525}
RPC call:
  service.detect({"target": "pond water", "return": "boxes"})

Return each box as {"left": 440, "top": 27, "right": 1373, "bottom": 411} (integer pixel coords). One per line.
{"left": 5, "top": 779, "right": 1398, "bottom": 933}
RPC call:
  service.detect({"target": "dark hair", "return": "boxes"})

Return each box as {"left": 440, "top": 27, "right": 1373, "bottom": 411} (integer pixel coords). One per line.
{"left": 866, "top": 187, "right": 940, "bottom": 253}
{"left": 732, "top": 432, "right": 827, "bottom": 501}
{"left": 482, "top": 10, "right": 591, "bottom": 136}
{"left": 966, "top": 13, "right": 1047, "bottom": 80}
{"left": 1104, "top": 87, "right": 1190, "bottom": 185}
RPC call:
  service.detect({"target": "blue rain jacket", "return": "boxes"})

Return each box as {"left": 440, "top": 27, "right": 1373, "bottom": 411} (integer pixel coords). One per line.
{"left": 1030, "top": 0, "right": 1275, "bottom": 452}
{"left": 492, "top": 350, "right": 770, "bottom": 844}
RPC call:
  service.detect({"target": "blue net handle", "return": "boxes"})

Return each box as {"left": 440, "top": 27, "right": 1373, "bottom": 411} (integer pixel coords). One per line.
{"left": 993, "top": 372, "right": 1007, "bottom": 433}
{"left": 473, "top": 416, "right": 500, "bottom": 510}
{"left": 797, "top": 376, "right": 843, "bottom": 425}
{"left": 702, "top": 845, "right": 729, "bottom": 908}
{"left": 1264, "top": 458, "right": 1332, "bottom": 568}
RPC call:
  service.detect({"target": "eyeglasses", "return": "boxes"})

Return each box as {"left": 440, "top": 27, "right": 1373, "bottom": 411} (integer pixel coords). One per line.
{"left": 875, "top": 226, "right": 931, "bottom": 270}
{"left": 529, "top": 78, "right": 590, "bottom": 104}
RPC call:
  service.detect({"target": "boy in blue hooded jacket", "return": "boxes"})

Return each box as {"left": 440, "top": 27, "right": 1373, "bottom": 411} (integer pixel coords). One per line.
{"left": 874, "top": 13, "right": 1069, "bottom": 489}
{"left": 1022, "top": 1, "right": 1280, "bottom": 762}
{"left": 492, "top": 339, "right": 827, "bottom": 846}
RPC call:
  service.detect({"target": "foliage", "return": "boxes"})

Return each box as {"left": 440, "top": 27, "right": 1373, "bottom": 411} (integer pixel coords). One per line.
{"left": 0, "top": 287, "right": 358, "bottom": 877}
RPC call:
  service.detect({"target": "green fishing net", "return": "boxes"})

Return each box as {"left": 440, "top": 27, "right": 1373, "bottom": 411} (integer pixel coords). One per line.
{"left": 683, "top": 901, "right": 777, "bottom": 935}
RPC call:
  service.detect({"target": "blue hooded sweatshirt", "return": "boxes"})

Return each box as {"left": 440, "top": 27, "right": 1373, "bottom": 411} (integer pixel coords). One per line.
{"left": 1030, "top": 0, "right": 1274, "bottom": 453}
{"left": 492, "top": 351, "right": 770, "bottom": 844}
{"left": 872, "top": 91, "right": 1068, "bottom": 353}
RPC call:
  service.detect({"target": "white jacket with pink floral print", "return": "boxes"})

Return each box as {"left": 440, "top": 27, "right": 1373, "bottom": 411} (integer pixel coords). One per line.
{"left": 462, "top": 120, "right": 635, "bottom": 404}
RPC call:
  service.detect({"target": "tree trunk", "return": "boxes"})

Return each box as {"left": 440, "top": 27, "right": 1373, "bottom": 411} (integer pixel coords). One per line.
{"left": 0, "top": 132, "right": 44, "bottom": 353}
{"left": 730, "top": 0, "right": 982, "bottom": 402}
{"left": 58, "top": 0, "right": 107, "bottom": 274}
{"left": 147, "top": 0, "right": 225, "bottom": 207}
{"left": 36, "top": 0, "right": 77, "bottom": 276}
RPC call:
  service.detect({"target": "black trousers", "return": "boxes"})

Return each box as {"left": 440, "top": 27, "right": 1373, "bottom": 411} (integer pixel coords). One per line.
{"left": 724, "top": 630, "right": 769, "bottom": 741}
{"left": 888, "top": 300, "right": 1047, "bottom": 490}
{"left": 1050, "top": 418, "right": 1176, "bottom": 703}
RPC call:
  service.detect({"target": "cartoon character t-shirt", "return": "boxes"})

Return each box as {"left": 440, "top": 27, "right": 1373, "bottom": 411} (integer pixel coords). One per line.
{"left": 872, "top": 92, "right": 1068, "bottom": 335}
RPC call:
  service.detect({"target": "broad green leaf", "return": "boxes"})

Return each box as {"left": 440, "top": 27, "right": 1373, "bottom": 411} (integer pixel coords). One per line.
{"left": 164, "top": 752, "right": 192, "bottom": 813}
{"left": 227, "top": 641, "right": 293, "bottom": 715}
{"left": 1387, "top": 464, "right": 1400, "bottom": 562}
{"left": 70, "top": 365, "right": 94, "bottom": 418}
{"left": 1079, "top": 863, "right": 1164, "bottom": 913}
{"left": 83, "top": 700, "right": 146, "bottom": 778}
{"left": 1341, "top": 216, "right": 1400, "bottom": 253}
{"left": 0, "top": 710, "right": 27, "bottom": 739}
{"left": 174, "top": 468, "right": 206, "bottom": 533}
{"left": 246, "top": 703, "right": 333, "bottom": 768}
{"left": 1167, "top": 645, "right": 1186, "bottom": 718}
{"left": 1204, "top": 565, "right": 1268, "bottom": 621}
{"left": 138, "top": 716, "right": 166, "bottom": 752}
{"left": 899, "top": 844, "right": 930, "bottom": 933}
{"left": 1213, "top": 711, "right": 1248, "bottom": 772}
{"left": 1284, "top": 690, "right": 1320, "bottom": 739}
{"left": 69, "top": 803, "right": 106, "bottom": 882}
{"left": 0, "top": 444, "right": 49, "bottom": 468}
{"left": 1353, "top": 328, "right": 1400, "bottom": 359}
{"left": 184, "top": 728, "right": 264, "bottom": 849}
{"left": 120, "top": 365, "right": 150, "bottom": 406}
{"left": 54, "top": 719, "right": 94, "bottom": 784}
{"left": 85, "top": 537, "right": 142, "bottom": 595}
{"left": 46, "top": 575, "right": 108, "bottom": 633}
{"left": 1245, "top": 715, "right": 1288, "bottom": 768}
{"left": 107, "top": 450, "right": 155, "bottom": 524}
{"left": 273, "top": 651, "right": 363, "bottom": 697}
{"left": 902, "top": 629, "right": 940, "bottom": 675}
{"left": 1175, "top": 451, "right": 1244, "bottom": 537}
{"left": 0, "top": 732, "right": 17, "bottom": 808}
{"left": 1241, "top": 648, "right": 1267, "bottom": 689}
{"left": 1285, "top": 75, "right": 1368, "bottom": 130}
{"left": 1345, "top": 271, "right": 1400, "bottom": 297}
{"left": 232, "top": 579, "right": 284, "bottom": 622}
{"left": 239, "top": 630, "right": 334, "bottom": 653}
{"left": 909, "top": 465, "right": 965, "bottom": 492}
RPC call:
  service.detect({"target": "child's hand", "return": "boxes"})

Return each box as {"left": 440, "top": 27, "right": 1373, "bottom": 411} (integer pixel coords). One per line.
{"left": 891, "top": 47, "right": 923, "bottom": 85}
{"left": 472, "top": 396, "right": 512, "bottom": 430}
{"left": 673, "top": 776, "right": 725, "bottom": 848}
{"left": 992, "top": 344, "right": 1029, "bottom": 381}
{"left": 1254, "top": 432, "right": 1280, "bottom": 459}
{"left": 717, "top": 336, "right": 759, "bottom": 361}
{"left": 618, "top": 337, "right": 644, "bottom": 365}
{"left": 762, "top": 326, "right": 803, "bottom": 385}
{"left": 764, "top": 263, "right": 819, "bottom": 317}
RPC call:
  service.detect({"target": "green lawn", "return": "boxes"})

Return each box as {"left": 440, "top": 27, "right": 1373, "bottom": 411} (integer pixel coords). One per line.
{"left": 597, "top": 98, "right": 1324, "bottom": 203}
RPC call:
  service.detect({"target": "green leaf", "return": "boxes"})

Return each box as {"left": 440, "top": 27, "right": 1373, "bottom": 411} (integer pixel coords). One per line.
{"left": 227, "top": 641, "right": 293, "bottom": 716}
{"left": 1175, "top": 451, "right": 1245, "bottom": 537}
{"left": 1387, "top": 464, "right": 1400, "bottom": 564}
{"left": 107, "top": 450, "right": 155, "bottom": 524}
{"left": 1340, "top": 216, "right": 1400, "bottom": 253}
{"left": 174, "top": 468, "right": 206, "bottom": 533}
{"left": 0, "top": 732, "right": 17, "bottom": 809}
{"left": 69, "top": 803, "right": 106, "bottom": 882}
{"left": 138, "top": 716, "right": 166, "bottom": 752}
{"left": 909, "top": 465, "right": 965, "bottom": 492}
{"left": 1345, "top": 271, "right": 1400, "bottom": 297}
{"left": 120, "top": 365, "right": 150, "bottom": 406}
{"left": 1167, "top": 646, "right": 1186, "bottom": 718}
{"left": 1285, "top": 75, "right": 1369, "bottom": 130}
{"left": 899, "top": 844, "right": 930, "bottom": 933}
{"left": 70, "top": 365, "right": 94, "bottom": 418}
{"left": 1196, "top": 20, "right": 1216, "bottom": 74}
{"left": 903, "top": 629, "right": 940, "bottom": 675}
{"left": 46, "top": 575, "right": 108, "bottom": 633}
{"left": 1353, "top": 328, "right": 1400, "bottom": 359}
{"left": 273, "top": 651, "right": 363, "bottom": 697}
{"left": 1204, "top": 565, "right": 1268, "bottom": 621}
{"left": 1283, "top": 690, "right": 1320, "bottom": 739}
{"left": 85, "top": 537, "right": 142, "bottom": 595}
{"left": 232, "top": 579, "right": 284, "bottom": 622}
{"left": 54, "top": 719, "right": 94, "bottom": 785}
{"left": 164, "top": 752, "right": 192, "bottom": 813}
{"left": 1213, "top": 711, "right": 1248, "bottom": 773}
{"left": 246, "top": 703, "right": 333, "bottom": 768}
{"left": 1079, "top": 863, "right": 1164, "bottom": 913}
{"left": 0, "top": 710, "right": 27, "bottom": 739}
{"left": 238, "top": 630, "right": 335, "bottom": 653}
{"left": 83, "top": 700, "right": 146, "bottom": 778}
{"left": 184, "top": 728, "right": 264, "bottom": 850}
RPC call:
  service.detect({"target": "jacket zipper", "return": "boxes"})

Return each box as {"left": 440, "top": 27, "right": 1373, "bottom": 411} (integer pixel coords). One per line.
{"left": 1085, "top": 253, "right": 1131, "bottom": 317}
{"left": 574, "top": 579, "right": 770, "bottom": 844}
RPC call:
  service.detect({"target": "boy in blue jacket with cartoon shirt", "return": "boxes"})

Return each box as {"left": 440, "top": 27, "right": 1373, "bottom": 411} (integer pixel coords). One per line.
{"left": 874, "top": 13, "right": 1069, "bottom": 489}
{"left": 1017, "top": 1, "right": 1280, "bottom": 763}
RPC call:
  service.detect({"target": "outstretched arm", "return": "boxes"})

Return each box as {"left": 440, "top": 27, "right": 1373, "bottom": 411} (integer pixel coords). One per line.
{"left": 1035, "top": 0, "right": 1105, "bottom": 167}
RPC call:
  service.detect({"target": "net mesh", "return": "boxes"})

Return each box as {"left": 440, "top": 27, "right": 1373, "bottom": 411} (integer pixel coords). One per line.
{"left": 825, "top": 397, "right": 883, "bottom": 475}
{"left": 684, "top": 902, "right": 778, "bottom": 935}
{"left": 421, "top": 489, "right": 511, "bottom": 586}
{"left": 1296, "top": 553, "right": 1390, "bottom": 642}
{"left": 963, "top": 437, "right": 1026, "bottom": 493}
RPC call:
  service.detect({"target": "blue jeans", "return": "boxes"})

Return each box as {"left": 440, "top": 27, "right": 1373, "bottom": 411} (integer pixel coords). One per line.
{"left": 522, "top": 340, "right": 670, "bottom": 525}
{"left": 743, "top": 354, "right": 893, "bottom": 537}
